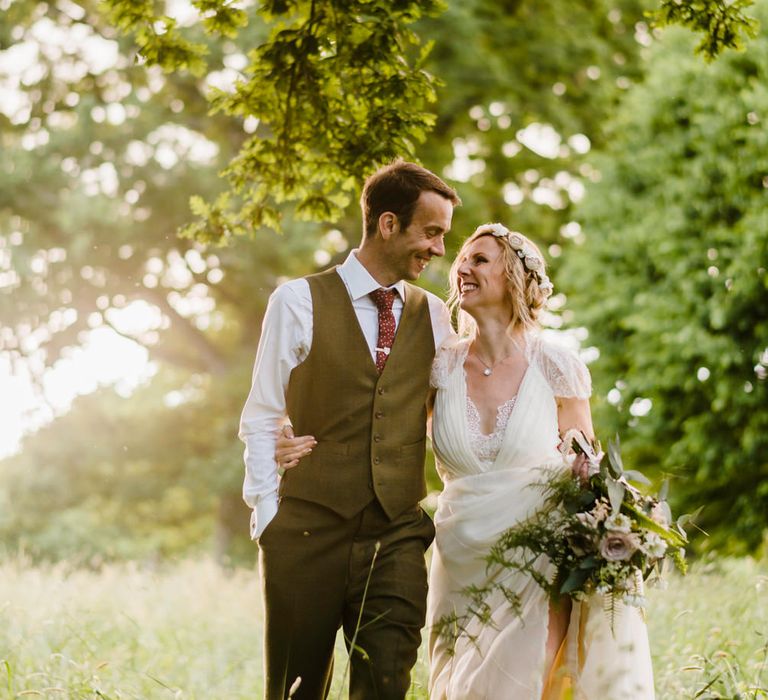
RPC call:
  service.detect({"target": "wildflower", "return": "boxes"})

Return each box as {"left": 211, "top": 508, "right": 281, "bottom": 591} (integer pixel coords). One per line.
{"left": 641, "top": 532, "right": 668, "bottom": 559}
{"left": 650, "top": 502, "right": 669, "bottom": 527}
{"left": 591, "top": 499, "right": 610, "bottom": 522}
{"left": 605, "top": 512, "right": 632, "bottom": 534}
{"left": 575, "top": 511, "right": 598, "bottom": 529}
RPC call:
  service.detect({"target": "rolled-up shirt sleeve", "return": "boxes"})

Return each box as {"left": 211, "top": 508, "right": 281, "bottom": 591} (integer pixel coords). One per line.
{"left": 239, "top": 280, "right": 311, "bottom": 539}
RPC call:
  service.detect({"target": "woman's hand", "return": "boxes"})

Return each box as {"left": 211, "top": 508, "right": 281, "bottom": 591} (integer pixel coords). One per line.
{"left": 275, "top": 425, "right": 316, "bottom": 471}
{"left": 559, "top": 427, "right": 603, "bottom": 484}
{"left": 570, "top": 451, "right": 591, "bottom": 483}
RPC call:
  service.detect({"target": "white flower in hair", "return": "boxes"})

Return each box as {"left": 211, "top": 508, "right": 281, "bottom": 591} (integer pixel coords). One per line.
{"left": 539, "top": 277, "right": 554, "bottom": 297}
{"left": 486, "top": 223, "right": 510, "bottom": 238}
{"left": 524, "top": 254, "right": 542, "bottom": 271}
{"left": 477, "top": 223, "right": 553, "bottom": 297}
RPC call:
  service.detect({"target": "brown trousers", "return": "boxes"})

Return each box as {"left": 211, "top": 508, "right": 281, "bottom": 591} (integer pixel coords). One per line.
{"left": 258, "top": 497, "right": 435, "bottom": 700}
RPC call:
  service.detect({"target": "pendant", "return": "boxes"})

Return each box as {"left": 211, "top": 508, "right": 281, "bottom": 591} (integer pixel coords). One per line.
{"left": 483, "top": 368, "right": 492, "bottom": 376}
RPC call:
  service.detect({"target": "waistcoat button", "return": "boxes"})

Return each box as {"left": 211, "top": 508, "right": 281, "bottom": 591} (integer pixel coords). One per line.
{"left": 373, "top": 457, "right": 381, "bottom": 464}
{"left": 373, "top": 434, "right": 382, "bottom": 442}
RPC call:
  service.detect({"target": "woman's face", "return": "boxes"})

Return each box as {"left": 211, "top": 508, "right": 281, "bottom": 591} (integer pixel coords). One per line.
{"left": 455, "top": 235, "right": 511, "bottom": 318}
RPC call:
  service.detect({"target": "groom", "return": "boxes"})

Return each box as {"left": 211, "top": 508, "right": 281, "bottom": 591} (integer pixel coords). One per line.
{"left": 239, "top": 159, "right": 460, "bottom": 699}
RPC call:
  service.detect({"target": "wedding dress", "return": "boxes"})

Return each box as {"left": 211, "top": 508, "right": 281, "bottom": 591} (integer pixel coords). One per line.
{"left": 426, "top": 334, "right": 655, "bottom": 700}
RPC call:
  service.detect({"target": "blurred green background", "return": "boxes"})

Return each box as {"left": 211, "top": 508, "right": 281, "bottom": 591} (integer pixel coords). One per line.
{"left": 1, "top": 0, "right": 766, "bottom": 569}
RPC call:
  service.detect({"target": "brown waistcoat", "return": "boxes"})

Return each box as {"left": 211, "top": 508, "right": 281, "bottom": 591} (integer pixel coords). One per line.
{"left": 281, "top": 267, "right": 436, "bottom": 519}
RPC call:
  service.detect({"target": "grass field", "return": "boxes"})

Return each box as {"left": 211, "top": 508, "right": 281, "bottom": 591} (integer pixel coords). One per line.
{"left": 1, "top": 555, "right": 766, "bottom": 699}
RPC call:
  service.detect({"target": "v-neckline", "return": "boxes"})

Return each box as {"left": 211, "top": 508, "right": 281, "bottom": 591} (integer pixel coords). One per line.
{"left": 462, "top": 343, "right": 531, "bottom": 428}
{"left": 466, "top": 393, "right": 518, "bottom": 437}
{"left": 458, "top": 341, "right": 534, "bottom": 465}
{"left": 462, "top": 364, "right": 530, "bottom": 429}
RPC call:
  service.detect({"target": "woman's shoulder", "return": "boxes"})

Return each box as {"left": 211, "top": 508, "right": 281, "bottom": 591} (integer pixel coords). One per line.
{"left": 527, "top": 332, "right": 592, "bottom": 399}
{"left": 430, "top": 337, "right": 471, "bottom": 389}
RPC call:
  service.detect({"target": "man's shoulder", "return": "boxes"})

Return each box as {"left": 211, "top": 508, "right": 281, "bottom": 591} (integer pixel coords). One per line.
{"left": 270, "top": 276, "right": 311, "bottom": 307}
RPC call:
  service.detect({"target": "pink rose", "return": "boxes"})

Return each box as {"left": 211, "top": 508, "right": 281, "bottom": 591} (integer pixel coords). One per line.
{"left": 599, "top": 532, "right": 639, "bottom": 562}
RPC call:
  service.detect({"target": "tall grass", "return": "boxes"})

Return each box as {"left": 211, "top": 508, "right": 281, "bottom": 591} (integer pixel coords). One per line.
{"left": 0, "top": 555, "right": 765, "bottom": 698}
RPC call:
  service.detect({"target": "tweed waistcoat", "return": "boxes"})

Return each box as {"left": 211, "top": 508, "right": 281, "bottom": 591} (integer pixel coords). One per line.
{"left": 281, "top": 267, "right": 435, "bottom": 519}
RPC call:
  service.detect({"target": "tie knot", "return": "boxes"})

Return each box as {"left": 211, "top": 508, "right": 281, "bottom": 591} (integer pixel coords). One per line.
{"left": 369, "top": 288, "right": 397, "bottom": 312}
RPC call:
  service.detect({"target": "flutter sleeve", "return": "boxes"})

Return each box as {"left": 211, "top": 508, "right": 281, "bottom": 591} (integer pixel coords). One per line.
{"left": 535, "top": 337, "right": 593, "bottom": 399}
{"left": 430, "top": 338, "right": 467, "bottom": 389}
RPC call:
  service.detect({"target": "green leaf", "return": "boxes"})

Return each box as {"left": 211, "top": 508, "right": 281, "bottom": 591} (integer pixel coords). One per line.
{"left": 607, "top": 477, "right": 626, "bottom": 515}
{"left": 623, "top": 503, "right": 688, "bottom": 548}
{"left": 559, "top": 568, "right": 590, "bottom": 595}
{"left": 622, "top": 469, "right": 652, "bottom": 486}
{"left": 607, "top": 436, "right": 624, "bottom": 477}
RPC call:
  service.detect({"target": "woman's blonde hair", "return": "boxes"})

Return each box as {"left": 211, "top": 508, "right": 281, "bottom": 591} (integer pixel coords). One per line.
{"left": 447, "top": 224, "right": 550, "bottom": 338}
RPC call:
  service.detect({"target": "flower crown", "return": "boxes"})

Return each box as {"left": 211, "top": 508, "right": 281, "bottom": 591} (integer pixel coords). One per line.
{"left": 478, "top": 223, "right": 554, "bottom": 298}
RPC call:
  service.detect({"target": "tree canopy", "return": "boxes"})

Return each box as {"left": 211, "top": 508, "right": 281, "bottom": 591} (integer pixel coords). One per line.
{"left": 0, "top": 0, "right": 764, "bottom": 561}
{"left": 99, "top": 0, "right": 759, "bottom": 242}
{"left": 559, "top": 7, "right": 768, "bottom": 553}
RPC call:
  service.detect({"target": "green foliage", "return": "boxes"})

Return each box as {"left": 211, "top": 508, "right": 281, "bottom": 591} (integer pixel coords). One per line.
{"left": 1, "top": 0, "right": 658, "bottom": 561}
{"left": 99, "top": 0, "right": 760, "bottom": 242}
{"left": 0, "top": 0, "right": 329, "bottom": 560}
{"left": 560, "top": 7, "right": 768, "bottom": 553}
{"left": 0, "top": 367, "right": 254, "bottom": 563}
{"left": 653, "top": 0, "right": 760, "bottom": 60}
{"left": 2, "top": 0, "right": 763, "bottom": 562}
{"left": 100, "top": 0, "right": 446, "bottom": 241}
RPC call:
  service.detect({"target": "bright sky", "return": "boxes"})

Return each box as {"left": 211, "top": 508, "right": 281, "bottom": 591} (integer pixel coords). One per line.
{"left": 0, "top": 329, "right": 154, "bottom": 459}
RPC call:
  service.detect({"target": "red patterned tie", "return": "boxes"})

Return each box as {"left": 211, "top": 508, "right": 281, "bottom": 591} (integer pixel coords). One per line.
{"left": 370, "top": 288, "right": 397, "bottom": 373}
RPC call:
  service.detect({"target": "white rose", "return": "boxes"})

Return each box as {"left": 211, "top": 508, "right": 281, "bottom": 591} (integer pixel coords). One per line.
{"left": 508, "top": 232, "right": 525, "bottom": 248}
{"left": 524, "top": 254, "right": 542, "bottom": 271}
{"left": 487, "top": 223, "right": 509, "bottom": 238}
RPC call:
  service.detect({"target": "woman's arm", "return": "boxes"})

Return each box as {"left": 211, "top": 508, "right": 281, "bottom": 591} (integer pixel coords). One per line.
{"left": 556, "top": 396, "right": 595, "bottom": 441}
{"left": 557, "top": 396, "right": 595, "bottom": 482}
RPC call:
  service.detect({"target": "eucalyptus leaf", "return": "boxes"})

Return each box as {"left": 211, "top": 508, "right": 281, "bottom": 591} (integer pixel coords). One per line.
{"left": 622, "top": 469, "right": 652, "bottom": 486}
{"left": 607, "top": 477, "right": 626, "bottom": 514}
{"left": 607, "top": 436, "right": 624, "bottom": 477}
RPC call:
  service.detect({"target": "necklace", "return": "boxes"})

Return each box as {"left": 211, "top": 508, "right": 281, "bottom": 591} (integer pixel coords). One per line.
{"left": 473, "top": 346, "right": 521, "bottom": 377}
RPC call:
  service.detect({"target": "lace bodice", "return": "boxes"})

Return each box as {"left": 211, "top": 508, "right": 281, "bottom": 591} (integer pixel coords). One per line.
{"left": 466, "top": 394, "right": 517, "bottom": 464}
{"left": 431, "top": 332, "right": 592, "bottom": 399}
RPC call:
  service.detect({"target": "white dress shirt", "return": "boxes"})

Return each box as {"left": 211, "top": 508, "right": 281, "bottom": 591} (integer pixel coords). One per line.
{"left": 239, "top": 250, "right": 455, "bottom": 539}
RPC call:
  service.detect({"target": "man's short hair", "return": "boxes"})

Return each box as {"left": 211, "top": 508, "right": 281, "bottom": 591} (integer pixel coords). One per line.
{"left": 360, "top": 159, "right": 461, "bottom": 238}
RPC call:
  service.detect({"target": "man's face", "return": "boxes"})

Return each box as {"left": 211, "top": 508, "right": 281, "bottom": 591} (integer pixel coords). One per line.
{"left": 385, "top": 190, "right": 453, "bottom": 281}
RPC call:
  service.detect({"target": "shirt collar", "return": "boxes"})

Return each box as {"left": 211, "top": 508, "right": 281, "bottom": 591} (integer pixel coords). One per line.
{"left": 339, "top": 250, "right": 406, "bottom": 301}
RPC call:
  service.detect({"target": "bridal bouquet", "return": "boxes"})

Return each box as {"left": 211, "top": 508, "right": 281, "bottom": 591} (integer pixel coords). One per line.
{"left": 484, "top": 430, "right": 691, "bottom": 619}
{"left": 434, "top": 432, "right": 695, "bottom": 646}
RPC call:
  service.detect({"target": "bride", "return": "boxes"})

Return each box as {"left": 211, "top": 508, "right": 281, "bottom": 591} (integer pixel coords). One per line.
{"left": 426, "top": 223, "right": 654, "bottom": 699}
